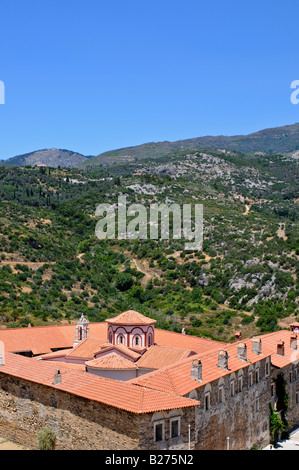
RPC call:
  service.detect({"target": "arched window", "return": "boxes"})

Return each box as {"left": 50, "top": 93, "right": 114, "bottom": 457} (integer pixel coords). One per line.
{"left": 238, "top": 370, "right": 243, "bottom": 393}
{"left": 109, "top": 332, "right": 113, "bottom": 343}
{"left": 218, "top": 378, "right": 225, "bottom": 403}
{"left": 204, "top": 384, "right": 211, "bottom": 411}
{"left": 188, "top": 390, "right": 198, "bottom": 400}
{"left": 255, "top": 392, "right": 260, "bottom": 412}
{"left": 265, "top": 357, "right": 270, "bottom": 377}
{"left": 152, "top": 412, "right": 166, "bottom": 443}
{"left": 118, "top": 334, "right": 124, "bottom": 345}
{"left": 230, "top": 373, "right": 236, "bottom": 397}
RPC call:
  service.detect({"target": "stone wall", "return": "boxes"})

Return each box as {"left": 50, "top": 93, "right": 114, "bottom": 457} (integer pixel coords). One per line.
{"left": 0, "top": 372, "right": 142, "bottom": 450}
{"left": 271, "top": 364, "right": 299, "bottom": 431}
{"left": 138, "top": 408, "right": 196, "bottom": 451}
{"left": 191, "top": 356, "right": 272, "bottom": 450}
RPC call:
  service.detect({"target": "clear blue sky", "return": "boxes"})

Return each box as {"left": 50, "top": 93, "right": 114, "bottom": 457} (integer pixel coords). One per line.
{"left": 0, "top": 0, "right": 299, "bottom": 159}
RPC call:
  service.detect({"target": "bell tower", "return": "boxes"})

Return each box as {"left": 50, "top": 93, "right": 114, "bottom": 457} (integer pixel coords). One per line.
{"left": 74, "top": 314, "right": 89, "bottom": 347}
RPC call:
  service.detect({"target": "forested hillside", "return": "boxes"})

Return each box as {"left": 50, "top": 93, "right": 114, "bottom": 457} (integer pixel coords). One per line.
{"left": 0, "top": 147, "right": 298, "bottom": 341}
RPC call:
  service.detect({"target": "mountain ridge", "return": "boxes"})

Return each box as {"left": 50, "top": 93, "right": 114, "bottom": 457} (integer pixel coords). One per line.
{"left": 2, "top": 122, "right": 299, "bottom": 168}
{"left": 78, "top": 122, "right": 299, "bottom": 168}
{"left": 0, "top": 148, "right": 94, "bottom": 168}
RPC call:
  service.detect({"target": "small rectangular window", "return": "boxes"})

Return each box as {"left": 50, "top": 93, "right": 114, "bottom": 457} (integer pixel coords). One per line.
{"left": 205, "top": 393, "right": 210, "bottom": 410}
{"left": 256, "top": 397, "right": 259, "bottom": 412}
{"left": 249, "top": 371, "right": 253, "bottom": 387}
{"left": 171, "top": 419, "right": 179, "bottom": 438}
{"left": 155, "top": 423, "right": 163, "bottom": 442}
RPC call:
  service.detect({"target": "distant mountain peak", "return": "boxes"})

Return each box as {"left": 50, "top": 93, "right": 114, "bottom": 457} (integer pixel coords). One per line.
{"left": 0, "top": 148, "right": 94, "bottom": 168}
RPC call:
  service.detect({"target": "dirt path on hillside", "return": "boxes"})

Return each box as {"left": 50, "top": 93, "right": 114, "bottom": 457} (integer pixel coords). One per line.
{"left": 0, "top": 260, "right": 56, "bottom": 273}
{"left": 244, "top": 204, "right": 251, "bottom": 215}
{"left": 277, "top": 223, "right": 288, "bottom": 241}
{"left": 131, "top": 257, "right": 162, "bottom": 286}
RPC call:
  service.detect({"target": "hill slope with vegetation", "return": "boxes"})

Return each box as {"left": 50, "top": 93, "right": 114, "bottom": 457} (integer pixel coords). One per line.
{"left": 0, "top": 148, "right": 93, "bottom": 168}
{"left": 0, "top": 148, "right": 298, "bottom": 341}
{"left": 79, "top": 122, "right": 299, "bottom": 168}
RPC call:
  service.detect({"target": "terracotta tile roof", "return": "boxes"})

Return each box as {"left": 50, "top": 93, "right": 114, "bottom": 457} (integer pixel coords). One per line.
{"left": 130, "top": 339, "right": 273, "bottom": 396}
{"left": 253, "top": 330, "right": 299, "bottom": 368}
{"left": 0, "top": 321, "right": 223, "bottom": 357}
{"left": 37, "top": 349, "right": 73, "bottom": 360}
{"left": 0, "top": 352, "right": 199, "bottom": 413}
{"left": 95, "top": 343, "right": 141, "bottom": 361}
{"left": 105, "top": 310, "right": 157, "bottom": 325}
{"left": 36, "top": 359, "right": 86, "bottom": 371}
{"left": 136, "top": 345, "right": 193, "bottom": 370}
{"left": 86, "top": 353, "right": 138, "bottom": 370}
{"left": 0, "top": 323, "right": 107, "bottom": 356}
{"left": 66, "top": 338, "right": 107, "bottom": 359}
{"left": 154, "top": 329, "right": 227, "bottom": 354}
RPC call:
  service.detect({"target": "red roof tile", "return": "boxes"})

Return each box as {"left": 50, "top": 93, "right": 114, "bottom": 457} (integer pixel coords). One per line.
{"left": 0, "top": 321, "right": 224, "bottom": 357}
{"left": 136, "top": 345, "right": 193, "bottom": 369}
{"left": 106, "top": 310, "right": 156, "bottom": 325}
{"left": 253, "top": 330, "right": 299, "bottom": 368}
{"left": 0, "top": 352, "right": 199, "bottom": 413}
{"left": 66, "top": 338, "right": 107, "bottom": 359}
{"left": 86, "top": 353, "right": 138, "bottom": 370}
{"left": 154, "top": 329, "right": 226, "bottom": 354}
{"left": 95, "top": 343, "right": 141, "bottom": 361}
{"left": 0, "top": 323, "right": 107, "bottom": 355}
{"left": 130, "top": 339, "right": 273, "bottom": 396}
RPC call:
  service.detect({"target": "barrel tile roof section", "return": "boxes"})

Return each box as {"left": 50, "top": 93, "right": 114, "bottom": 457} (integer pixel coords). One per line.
{"left": 154, "top": 329, "right": 227, "bottom": 354}
{"left": 0, "top": 322, "right": 107, "bottom": 356}
{"left": 136, "top": 345, "right": 193, "bottom": 370}
{"left": 0, "top": 321, "right": 225, "bottom": 357}
{"left": 37, "top": 349, "right": 73, "bottom": 360}
{"left": 105, "top": 310, "right": 157, "bottom": 325}
{"left": 86, "top": 353, "right": 138, "bottom": 370}
{"left": 0, "top": 352, "right": 199, "bottom": 413}
{"left": 66, "top": 337, "right": 107, "bottom": 359}
{"left": 130, "top": 339, "right": 273, "bottom": 396}
{"left": 37, "top": 360, "right": 86, "bottom": 371}
{"left": 94, "top": 343, "right": 141, "bottom": 361}
{"left": 253, "top": 330, "right": 299, "bottom": 368}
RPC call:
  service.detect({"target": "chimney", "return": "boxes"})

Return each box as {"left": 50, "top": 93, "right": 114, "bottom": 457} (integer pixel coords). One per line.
{"left": 218, "top": 350, "right": 229, "bottom": 370}
{"left": 235, "top": 331, "right": 242, "bottom": 341}
{"left": 290, "top": 333, "right": 298, "bottom": 350}
{"left": 191, "top": 359, "right": 202, "bottom": 382}
{"left": 252, "top": 337, "right": 262, "bottom": 355}
{"left": 52, "top": 369, "right": 62, "bottom": 385}
{"left": 290, "top": 322, "right": 299, "bottom": 333}
{"left": 277, "top": 340, "right": 285, "bottom": 356}
{"left": 237, "top": 342, "right": 247, "bottom": 362}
